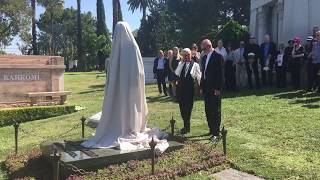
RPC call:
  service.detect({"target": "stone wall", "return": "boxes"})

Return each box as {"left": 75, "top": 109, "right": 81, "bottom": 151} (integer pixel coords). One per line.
{"left": 0, "top": 55, "right": 65, "bottom": 103}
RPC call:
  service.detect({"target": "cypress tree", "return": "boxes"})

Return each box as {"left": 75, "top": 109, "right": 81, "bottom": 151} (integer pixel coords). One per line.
{"left": 97, "top": 0, "right": 111, "bottom": 71}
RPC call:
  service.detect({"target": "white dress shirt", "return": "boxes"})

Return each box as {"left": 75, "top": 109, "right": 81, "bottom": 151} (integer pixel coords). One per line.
{"left": 157, "top": 58, "right": 165, "bottom": 69}
{"left": 204, "top": 49, "right": 214, "bottom": 79}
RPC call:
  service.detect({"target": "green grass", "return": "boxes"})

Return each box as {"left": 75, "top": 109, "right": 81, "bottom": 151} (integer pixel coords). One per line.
{"left": 1, "top": 71, "right": 320, "bottom": 179}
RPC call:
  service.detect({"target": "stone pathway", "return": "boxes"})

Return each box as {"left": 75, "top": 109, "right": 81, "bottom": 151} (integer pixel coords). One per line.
{"left": 211, "top": 169, "right": 264, "bottom": 180}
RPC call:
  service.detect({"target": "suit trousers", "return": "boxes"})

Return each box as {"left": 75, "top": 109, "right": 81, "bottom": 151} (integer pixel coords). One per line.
{"left": 261, "top": 63, "right": 274, "bottom": 87}
{"left": 246, "top": 61, "right": 260, "bottom": 88}
{"left": 156, "top": 69, "right": 167, "bottom": 94}
{"left": 204, "top": 92, "right": 221, "bottom": 136}
{"left": 177, "top": 82, "right": 194, "bottom": 130}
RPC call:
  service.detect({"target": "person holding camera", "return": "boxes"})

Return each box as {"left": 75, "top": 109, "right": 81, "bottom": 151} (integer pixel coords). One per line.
{"left": 291, "top": 37, "right": 305, "bottom": 90}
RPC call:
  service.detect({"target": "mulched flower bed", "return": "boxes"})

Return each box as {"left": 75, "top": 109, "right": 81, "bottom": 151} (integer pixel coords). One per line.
{"left": 4, "top": 141, "right": 227, "bottom": 180}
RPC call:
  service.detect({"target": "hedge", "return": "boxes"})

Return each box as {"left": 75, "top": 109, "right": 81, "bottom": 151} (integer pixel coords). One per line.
{"left": 0, "top": 105, "right": 76, "bottom": 127}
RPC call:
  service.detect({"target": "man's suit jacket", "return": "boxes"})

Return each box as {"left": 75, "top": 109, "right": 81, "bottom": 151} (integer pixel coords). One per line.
{"left": 260, "top": 42, "right": 277, "bottom": 64}
{"left": 201, "top": 51, "right": 223, "bottom": 94}
{"left": 153, "top": 57, "right": 169, "bottom": 75}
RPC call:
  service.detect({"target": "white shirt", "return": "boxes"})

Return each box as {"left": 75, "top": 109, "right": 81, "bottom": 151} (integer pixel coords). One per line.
{"left": 204, "top": 49, "right": 214, "bottom": 79}
{"left": 175, "top": 62, "right": 202, "bottom": 85}
{"left": 157, "top": 58, "right": 165, "bottom": 69}
{"left": 277, "top": 54, "right": 284, "bottom": 66}
{"left": 215, "top": 47, "right": 227, "bottom": 61}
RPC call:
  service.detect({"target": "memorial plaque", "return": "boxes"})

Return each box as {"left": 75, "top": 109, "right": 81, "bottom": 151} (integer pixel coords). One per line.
{"left": 0, "top": 55, "right": 66, "bottom": 104}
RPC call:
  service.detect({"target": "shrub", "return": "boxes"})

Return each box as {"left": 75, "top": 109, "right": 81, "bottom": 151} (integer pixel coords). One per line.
{"left": 0, "top": 105, "right": 76, "bottom": 127}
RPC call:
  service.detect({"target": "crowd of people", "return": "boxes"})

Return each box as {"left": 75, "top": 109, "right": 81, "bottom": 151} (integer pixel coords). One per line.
{"left": 153, "top": 29, "right": 320, "bottom": 139}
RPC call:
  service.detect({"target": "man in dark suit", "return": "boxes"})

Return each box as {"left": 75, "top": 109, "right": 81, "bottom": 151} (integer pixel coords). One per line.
{"left": 200, "top": 39, "right": 223, "bottom": 141}
{"left": 153, "top": 50, "right": 168, "bottom": 96}
{"left": 244, "top": 36, "right": 261, "bottom": 89}
{"left": 260, "top": 34, "right": 277, "bottom": 87}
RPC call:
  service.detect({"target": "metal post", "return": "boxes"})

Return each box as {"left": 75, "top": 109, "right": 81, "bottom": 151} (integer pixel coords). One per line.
{"left": 81, "top": 116, "right": 86, "bottom": 139}
{"left": 52, "top": 149, "right": 61, "bottom": 180}
{"left": 170, "top": 117, "right": 176, "bottom": 136}
{"left": 13, "top": 122, "right": 20, "bottom": 154}
{"left": 221, "top": 126, "right": 228, "bottom": 156}
{"left": 149, "top": 137, "right": 157, "bottom": 175}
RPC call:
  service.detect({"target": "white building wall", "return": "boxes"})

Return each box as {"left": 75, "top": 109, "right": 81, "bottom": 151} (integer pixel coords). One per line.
{"left": 251, "top": 0, "right": 320, "bottom": 45}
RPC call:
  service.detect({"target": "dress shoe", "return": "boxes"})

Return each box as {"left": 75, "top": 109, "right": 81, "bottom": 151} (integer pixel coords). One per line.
{"left": 211, "top": 135, "right": 219, "bottom": 143}
{"left": 180, "top": 127, "right": 190, "bottom": 134}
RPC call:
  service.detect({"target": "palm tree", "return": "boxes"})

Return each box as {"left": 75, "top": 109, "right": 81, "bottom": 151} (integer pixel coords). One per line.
{"left": 31, "top": 0, "right": 38, "bottom": 55}
{"left": 37, "top": 0, "right": 64, "bottom": 54}
{"left": 127, "top": 0, "right": 156, "bottom": 21}
{"left": 112, "top": 0, "right": 123, "bottom": 33}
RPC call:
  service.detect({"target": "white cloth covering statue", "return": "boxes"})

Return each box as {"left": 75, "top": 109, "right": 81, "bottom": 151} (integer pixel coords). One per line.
{"left": 81, "top": 22, "right": 168, "bottom": 153}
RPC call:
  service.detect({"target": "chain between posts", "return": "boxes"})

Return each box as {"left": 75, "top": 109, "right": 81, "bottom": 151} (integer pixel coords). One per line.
{"left": 19, "top": 122, "right": 81, "bottom": 140}
{"left": 59, "top": 161, "right": 96, "bottom": 177}
{"left": 13, "top": 116, "right": 85, "bottom": 154}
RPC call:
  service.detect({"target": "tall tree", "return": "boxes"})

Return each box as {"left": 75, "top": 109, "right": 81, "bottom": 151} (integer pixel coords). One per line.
{"left": 31, "top": 0, "right": 38, "bottom": 54}
{"left": 219, "top": 0, "right": 250, "bottom": 25}
{"left": 76, "top": 0, "right": 85, "bottom": 70}
{"left": 0, "top": 0, "right": 31, "bottom": 47}
{"left": 127, "top": 0, "right": 155, "bottom": 21}
{"left": 112, "top": 0, "right": 122, "bottom": 33}
{"left": 96, "top": 0, "right": 111, "bottom": 70}
{"left": 37, "top": 0, "right": 63, "bottom": 54}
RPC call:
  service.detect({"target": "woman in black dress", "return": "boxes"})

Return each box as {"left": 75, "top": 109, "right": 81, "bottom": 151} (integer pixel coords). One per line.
{"left": 291, "top": 37, "right": 304, "bottom": 90}
{"left": 169, "top": 47, "right": 182, "bottom": 97}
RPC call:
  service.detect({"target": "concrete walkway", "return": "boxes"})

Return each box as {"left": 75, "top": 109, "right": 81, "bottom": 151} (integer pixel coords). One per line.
{"left": 211, "top": 169, "right": 264, "bottom": 180}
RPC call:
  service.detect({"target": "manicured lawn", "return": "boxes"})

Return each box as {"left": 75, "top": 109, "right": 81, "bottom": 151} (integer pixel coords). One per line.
{"left": 1, "top": 72, "right": 320, "bottom": 179}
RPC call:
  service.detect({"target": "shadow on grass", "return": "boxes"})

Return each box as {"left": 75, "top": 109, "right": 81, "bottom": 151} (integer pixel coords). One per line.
{"left": 65, "top": 73, "right": 78, "bottom": 76}
{"left": 274, "top": 90, "right": 320, "bottom": 109}
{"left": 302, "top": 104, "right": 320, "bottom": 109}
{"left": 0, "top": 162, "right": 8, "bottom": 179}
{"left": 78, "top": 89, "right": 104, "bottom": 94}
{"left": 5, "top": 154, "right": 52, "bottom": 179}
{"left": 290, "top": 97, "right": 320, "bottom": 104}
{"left": 147, "top": 88, "right": 292, "bottom": 103}
{"left": 89, "top": 84, "right": 105, "bottom": 89}
{"left": 146, "top": 96, "right": 175, "bottom": 103}
{"left": 223, "top": 88, "right": 290, "bottom": 99}
{"left": 274, "top": 90, "right": 318, "bottom": 99}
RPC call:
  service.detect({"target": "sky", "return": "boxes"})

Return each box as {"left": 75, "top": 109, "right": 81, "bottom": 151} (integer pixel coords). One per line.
{"left": 4, "top": 0, "right": 142, "bottom": 54}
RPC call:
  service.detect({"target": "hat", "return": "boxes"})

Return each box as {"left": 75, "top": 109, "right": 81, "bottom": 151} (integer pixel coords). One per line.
{"left": 250, "top": 36, "right": 255, "bottom": 39}
{"left": 306, "top": 36, "right": 313, "bottom": 41}
{"left": 288, "top": 39, "right": 294, "bottom": 43}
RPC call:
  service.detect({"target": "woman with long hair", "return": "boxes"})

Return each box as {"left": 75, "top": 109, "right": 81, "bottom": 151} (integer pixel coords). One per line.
{"left": 168, "top": 47, "right": 182, "bottom": 97}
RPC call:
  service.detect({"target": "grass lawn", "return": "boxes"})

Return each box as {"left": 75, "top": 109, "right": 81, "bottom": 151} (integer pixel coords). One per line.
{"left": 1, "top": 71, "right": 320, "bottom": 179}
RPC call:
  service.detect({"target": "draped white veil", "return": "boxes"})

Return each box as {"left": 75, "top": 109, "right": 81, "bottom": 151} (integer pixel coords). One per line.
{"left": 82, "top": 22, "right": 168, "bottom": 151}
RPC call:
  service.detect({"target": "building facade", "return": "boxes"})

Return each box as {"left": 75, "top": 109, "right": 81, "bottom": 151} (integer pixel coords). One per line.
{"left": 250, "top": 0, "right": 320, "bottom": 45}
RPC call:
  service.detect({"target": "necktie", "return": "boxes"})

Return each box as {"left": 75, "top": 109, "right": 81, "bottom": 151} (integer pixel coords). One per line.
{"left": 185, "top": 62, "right": 190, "bottom": 77}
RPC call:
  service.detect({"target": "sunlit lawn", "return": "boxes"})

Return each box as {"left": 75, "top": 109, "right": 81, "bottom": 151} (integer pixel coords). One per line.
{"left": 1, "top": 71, "right": 320, "bottom": 179}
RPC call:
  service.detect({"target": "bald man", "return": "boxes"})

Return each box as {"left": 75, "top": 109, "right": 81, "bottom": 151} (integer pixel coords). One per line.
{"left": 200, "top": 39, "right": 223, "bottom": 141}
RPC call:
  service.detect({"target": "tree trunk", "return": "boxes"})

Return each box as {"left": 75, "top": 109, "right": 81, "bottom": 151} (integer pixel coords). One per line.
{"left": 112, "top": 0, "right": 119, "bottom": 34}
{"left": 50, "top": 12, "right": 54, "bottom": 54}
{"left": 31, "top": 0, "right": 38, "bottom": 55}
{"left": 77, "top": 0, "right": 85, "bottom": 71}
{"left": 117, "top": 0, "right": 123, "bottom": 21}
{"left": 142, "top": 6, "right": 146, "bottom": 21}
